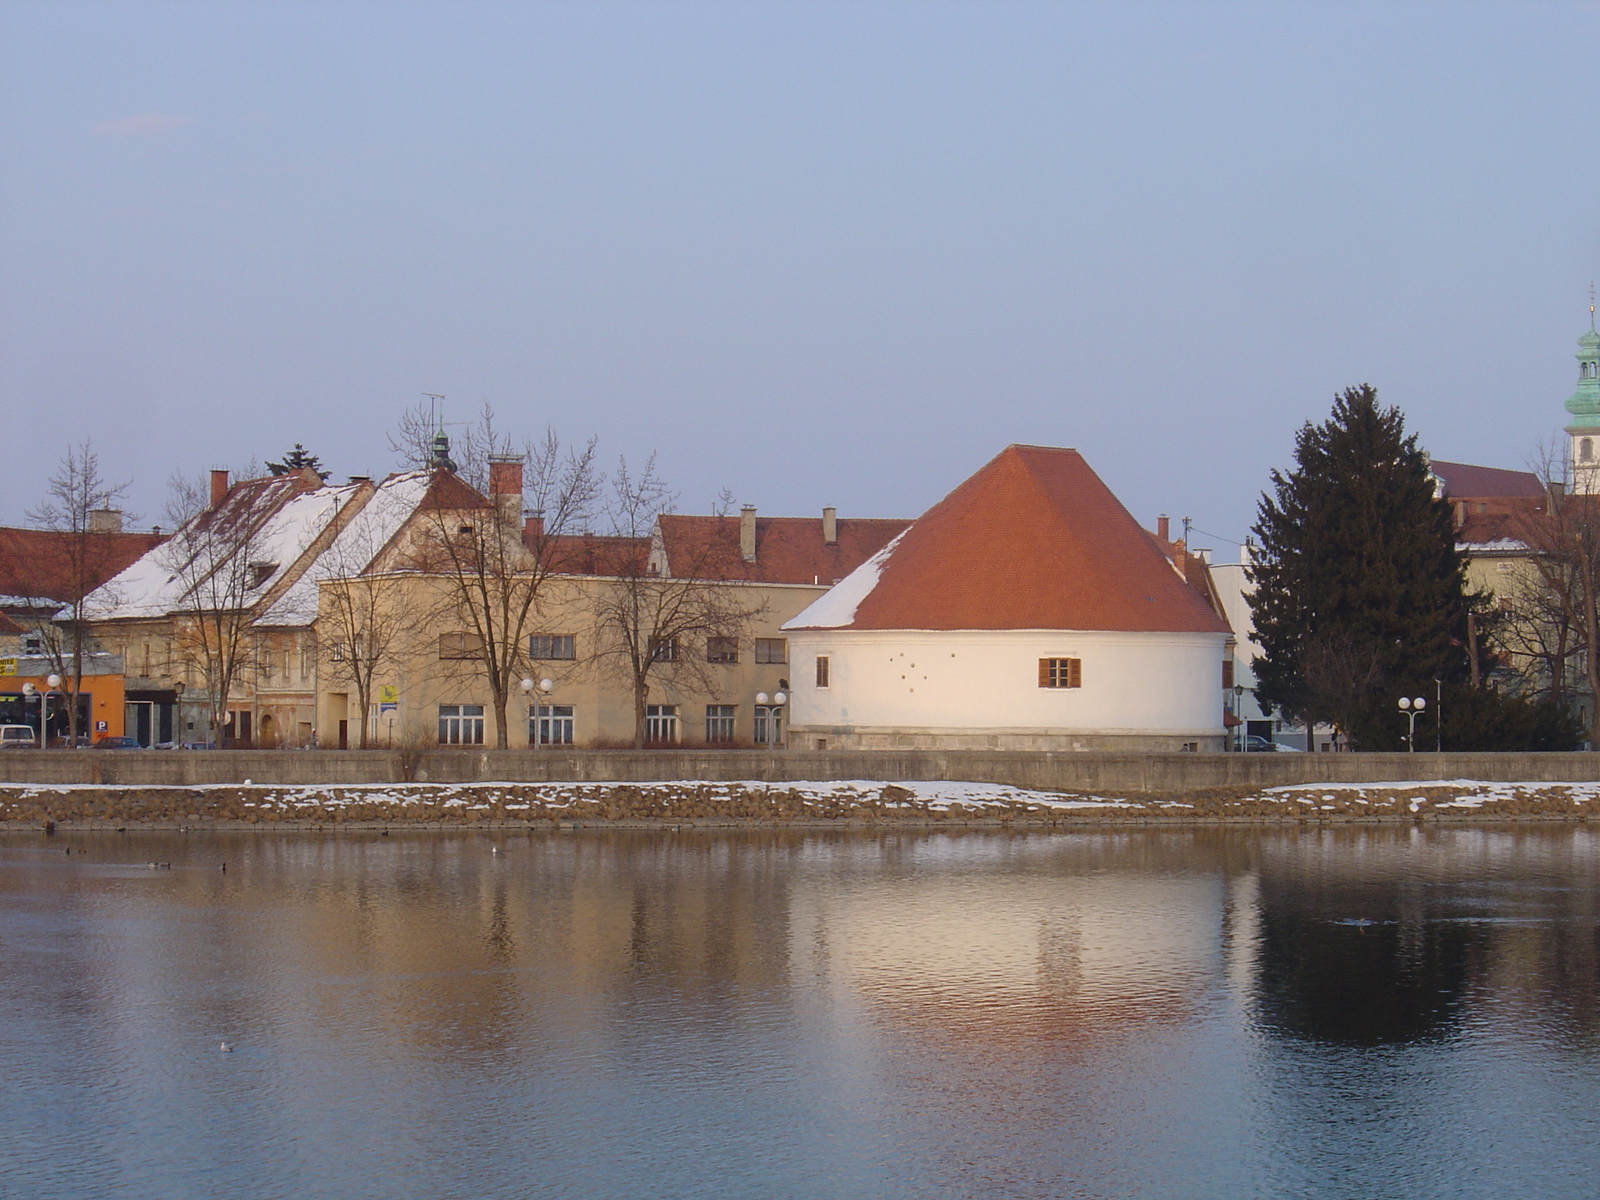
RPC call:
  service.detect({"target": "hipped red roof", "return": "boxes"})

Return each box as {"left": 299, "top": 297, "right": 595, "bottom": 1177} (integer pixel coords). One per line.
{"left": 797, "top": 445, "right": 1231, "bottom": 634}
{"left": 657, "top": 514, "right": 911, "bottom": 584}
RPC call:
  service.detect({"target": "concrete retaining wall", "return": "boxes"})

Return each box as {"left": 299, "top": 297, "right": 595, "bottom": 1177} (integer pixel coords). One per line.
{"left": 0, "top": 748, "right": 1597, "bottom": 792}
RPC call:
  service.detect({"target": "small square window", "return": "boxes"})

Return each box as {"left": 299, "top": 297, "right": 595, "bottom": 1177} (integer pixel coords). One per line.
{"left": 754, "top": 638, "right": 787, "bottom": 664}
{"left": 1039, "top": 657, "right": 1082, "bottom": 689}
{"left": 649, "top": 637, "right": 678, "bottom": 663}
{"left": 439, "top": 632, "right": 485, "bottom": 660}
{"left": 529, "top": 634, "right": 576, "bottom": 660}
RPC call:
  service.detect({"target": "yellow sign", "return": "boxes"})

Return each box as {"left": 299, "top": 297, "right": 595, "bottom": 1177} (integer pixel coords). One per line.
{"left": 0, "top": 658, "right": 15, "bottom": 677}
{"left": 378, "top": 685, "right": 398, "bottom": 705}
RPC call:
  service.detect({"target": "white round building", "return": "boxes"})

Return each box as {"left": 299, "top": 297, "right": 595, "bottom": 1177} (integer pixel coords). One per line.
{"left": 782, "top": 445, "right": 1232, "bottom": 752}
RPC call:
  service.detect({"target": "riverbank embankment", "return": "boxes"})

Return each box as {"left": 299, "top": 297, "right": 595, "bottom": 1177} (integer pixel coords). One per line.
{"left": 5, "top": 778, "right": 1600, "bottom": 829}
{"left": 4, "top": 747, "right": 1600, "bottom": 793}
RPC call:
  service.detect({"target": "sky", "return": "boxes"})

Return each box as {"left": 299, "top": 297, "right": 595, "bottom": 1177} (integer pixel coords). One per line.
{"left": 3, "top": 1, "right": 1600, "bottom": 556}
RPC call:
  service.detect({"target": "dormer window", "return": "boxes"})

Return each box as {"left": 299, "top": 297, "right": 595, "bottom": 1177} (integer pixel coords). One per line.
{"left": 248, "top": 562, "right": 277, "bottom": 588}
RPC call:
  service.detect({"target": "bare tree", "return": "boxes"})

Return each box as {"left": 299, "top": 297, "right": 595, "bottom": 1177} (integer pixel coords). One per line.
{"left": 589, "top": 459, "right": 766, "bottom": 748}
{"left": 159, "top": 472, "right": 296, "bottom": 744}
{"left": 409, "top": 426, "right": 600, "bottom": 748}
{"left": 1511, "top": 456, "right": 1600, "bottom": 744}
{"left": 315, "top": 509, "right": 412, "bottom": 748}
{"left": 389, "top": 399, "right": 499, "bottom": 492}
{"left": 25, "top": 441, "right": 132, "bottom": 742}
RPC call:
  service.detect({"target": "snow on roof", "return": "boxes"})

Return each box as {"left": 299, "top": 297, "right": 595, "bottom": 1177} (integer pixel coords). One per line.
{"left": 259, "top": 472, "right": 432, "bottom": 625}
{"left": 782, "top": 532, "right": 905, "bottom": 630}
{"left": 1457, "top": 538, "right": 1528, "bottom": 553}
{"left": 85, "top": 473, "right": 350, "bottom": 621}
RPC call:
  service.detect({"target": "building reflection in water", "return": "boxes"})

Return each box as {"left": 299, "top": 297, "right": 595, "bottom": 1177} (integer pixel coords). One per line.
{"left": 3, "top": 825, "right": 1599, "bottom": 1199}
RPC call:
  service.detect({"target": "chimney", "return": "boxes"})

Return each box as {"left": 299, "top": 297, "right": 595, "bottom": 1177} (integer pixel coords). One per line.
{"left": 348, "top": 475, "right": 371, "bottom": 485}
{"left": 210, "top": 469, "right": 230, "bottom": 509}
{"left": 524, "top": 511, "right": 544, "bottom": 543}
{"left": 740, "top": 504, "right": 757, "bottom": 563}
{"left": 488, "top": 455, "right": 523, "bottom": 529}
{"left": 88, "top": 508, "right": 122, "bottom": 534}
{"left": 1157, "top": 514, "right": 1170, "bottom": 542}
{"left": 822, "top": 506, "right": 837, "bottom": 545}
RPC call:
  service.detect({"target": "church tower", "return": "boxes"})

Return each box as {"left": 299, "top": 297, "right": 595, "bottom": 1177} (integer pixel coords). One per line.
{"left": 1565, "top": 303, "right": 1600, "bottom": 493}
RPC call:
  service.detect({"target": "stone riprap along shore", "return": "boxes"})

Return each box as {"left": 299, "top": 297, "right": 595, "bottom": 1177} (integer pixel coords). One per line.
{"left": 4, "top": 779, "right": 1600, "bottom": 830}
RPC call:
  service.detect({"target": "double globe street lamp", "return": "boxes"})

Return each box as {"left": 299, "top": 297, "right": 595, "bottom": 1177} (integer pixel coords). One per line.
{"left": 1398, "top": 695, "right": 1428, "bottom": 752}
{"left": 755, "top": 690, "right": 787, "bottom": 750}
{"left": 21, "top": 674, "right": 63, "bottom": 749}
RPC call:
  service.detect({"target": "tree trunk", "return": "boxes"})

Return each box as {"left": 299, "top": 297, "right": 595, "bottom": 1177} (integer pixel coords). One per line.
{"left": 491, "top": 684, "right": 510, "bottom": 750}
{"left": 633, "top": 679, "right": 648, "bottom": 749}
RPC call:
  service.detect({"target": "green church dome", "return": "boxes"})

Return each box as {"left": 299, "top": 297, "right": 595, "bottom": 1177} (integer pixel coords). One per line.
{"left": 1564, "top": 327, "right": 1600, "bottom": 429}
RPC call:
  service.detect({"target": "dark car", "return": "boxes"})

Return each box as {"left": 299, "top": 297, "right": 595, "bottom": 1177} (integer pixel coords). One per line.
{"left": 93, "top": 736, "right": 143, "bottom": 749}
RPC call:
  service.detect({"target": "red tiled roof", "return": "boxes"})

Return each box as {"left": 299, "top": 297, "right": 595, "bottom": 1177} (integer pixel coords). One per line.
{"left": 0, "top": 611, "right": 24, "bottom": 635}
{"left": 545, "top": 534, "right": 650, "bottom": 576}
{"left": 794, "top": 445, "right": 1232, "bottom": 633}
{"left": 0, "top": 526, "right": 166, "bottom": 604}
{"left": 417, "top": 470, "right": 493, "bottom": 512}
{"left": 657, "top": 515, "right": 912, "bottom": 585}
{"left": 1431, "top": 460, "right": 1544, "bottom": 499}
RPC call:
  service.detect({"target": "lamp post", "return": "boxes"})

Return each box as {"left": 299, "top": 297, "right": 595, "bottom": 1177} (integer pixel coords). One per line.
{"left": 1232, "top": 684, "right": 1245, "bottom": 752}
{"left": 522, "top": 677, "right": 554, "bottom": 746}
{"left": 756, "top": 690, "right": 787, "bottom": 751}
{"left": 1398, "top": 695, "right": 1427, "bottom": 752}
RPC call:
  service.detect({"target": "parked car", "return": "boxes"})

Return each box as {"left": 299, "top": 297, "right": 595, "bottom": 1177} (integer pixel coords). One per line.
{"left": 0, "top": 724, "right": 38, "bottom": 749}
{"left": 93, "top": 736, "right": 143, "bottom": 749}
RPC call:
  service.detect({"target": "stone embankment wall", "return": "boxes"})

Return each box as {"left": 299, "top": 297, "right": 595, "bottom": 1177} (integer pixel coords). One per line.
{"left": 0, "top": 749, "right": 1596, "bottom": 792}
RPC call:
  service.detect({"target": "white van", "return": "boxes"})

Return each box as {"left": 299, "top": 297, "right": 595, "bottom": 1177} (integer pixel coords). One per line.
{"left": 0, "top": 724, "right": 38, "bottom": 748}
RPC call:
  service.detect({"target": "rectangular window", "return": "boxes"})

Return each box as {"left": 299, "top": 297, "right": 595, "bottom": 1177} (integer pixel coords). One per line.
{"left": 1222, "top": 659, "right": 1234, "bottom": 689}
{"left": 438, "top": 704, "right": 485, "bottom": 745}
{"left": 649, "top": 637, "right": 678, "bottom": 663}
{"left": 706, "top": 637, "right": 738, "bottom": 664}
{"left": 1039, "top": 657, "right": 1082, "bottom": 689}
{"left": 529, "top": 634, "right": 576, "bottom": 660}
{"left": 754, "top": 638, "right": 787, "bottom": 664}
{"left": 705, "top": 704, "right": 736, "bottom": 743}
{"left": 815, "top": 655, "right": 830, "bottom": 688}
{"left": 645, "top": 704, "right": 678, "bottom": 743}
{"left": 439, "top": 632, "right": 485, "bottom": 660}
{"left": 528, "top": 704, "right": 574, "bottom": 746}
{"left": 754, "top": 705, "right": 784, "bottom": 747}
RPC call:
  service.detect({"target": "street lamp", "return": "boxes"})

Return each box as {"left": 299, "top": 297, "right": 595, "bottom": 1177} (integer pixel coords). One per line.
{"left": 1232, "top": 683, "right": 1245, "bottom": 752}
{"left": 522, "top": 677, "right": 554, "bottom": 746}
{"left": 1398, "top": 695, "right": 1427, "bottom": 752}
{"left": 755, "top": 691, "right": 787, "bottom": 750}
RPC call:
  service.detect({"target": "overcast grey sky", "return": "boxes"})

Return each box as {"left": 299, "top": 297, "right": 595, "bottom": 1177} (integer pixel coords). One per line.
{"left": 3, "top": 1, "right": 1598, "bottom": 549}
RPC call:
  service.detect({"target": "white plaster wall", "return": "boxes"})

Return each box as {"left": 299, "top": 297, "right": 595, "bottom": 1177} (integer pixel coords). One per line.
{"left": 787, "top": 628, "right": 1227, "bottom": 736}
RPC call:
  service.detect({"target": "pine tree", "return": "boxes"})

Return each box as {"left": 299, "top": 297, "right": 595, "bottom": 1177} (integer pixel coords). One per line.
{"left": 1249, "top": 385, "right": 1469, "bottom": 748}
{"left": 267, "top": 444, "right": 328, "bottom": 482}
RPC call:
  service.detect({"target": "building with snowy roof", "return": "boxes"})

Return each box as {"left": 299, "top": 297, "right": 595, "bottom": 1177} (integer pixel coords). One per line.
{"left": 782, "top": 445, "right": 1234, "bottom": 752}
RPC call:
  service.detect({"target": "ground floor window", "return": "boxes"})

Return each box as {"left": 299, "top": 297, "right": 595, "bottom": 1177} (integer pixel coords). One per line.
{"left": 1038, "top": 657, "right": 1082, "bottom": 688}
{"left": 439, "top": 704, "right": 485, "bottom": 745}
{"left": 754, "top": 705, "right": 783, "bottom": 747}
{"left": 705, "top": 704, "right": 736, "bottom": 743}
{"left": 646, "top": 704, "right": 678, "bottom": 743}
{"left": 529, "top": 704, "right": 574, "bottom": 746}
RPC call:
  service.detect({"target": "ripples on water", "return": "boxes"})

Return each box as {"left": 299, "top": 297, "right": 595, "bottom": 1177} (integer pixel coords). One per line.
{"left": 1, "top": 826, "right": 1597, "bottom": 1199}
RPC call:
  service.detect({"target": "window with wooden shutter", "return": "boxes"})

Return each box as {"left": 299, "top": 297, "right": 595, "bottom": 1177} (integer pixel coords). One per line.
{"left": 439, "top": 632, "right": 485, "bottom": 660}
{"left": 1039, "top": 657, "right": 1082, "bottom": 688}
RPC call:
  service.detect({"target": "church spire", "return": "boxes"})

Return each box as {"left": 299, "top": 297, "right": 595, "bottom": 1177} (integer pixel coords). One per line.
{"left": 1565, "top": 304, "right": 1600, "bottom": 492}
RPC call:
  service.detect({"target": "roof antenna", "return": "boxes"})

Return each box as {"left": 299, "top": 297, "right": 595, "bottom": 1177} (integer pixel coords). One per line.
{"left": 1589, "top": 282, "right": 1595, "bottom": 331}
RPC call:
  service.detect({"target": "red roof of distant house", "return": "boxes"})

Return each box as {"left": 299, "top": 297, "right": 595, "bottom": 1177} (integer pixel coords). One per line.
{"left": 0, "top": 611, "right": 24, "bottom": 635}
{"left": 656, "top": 514, "right": 912, "bottom": 585}
{"left": 1431, "top": 460, "right": 1544, "bottom": 499}
{"left": 0, "top": 526, "right": 166, "bottom": 605}
{"left": 788, "top": 445, "right": 1232, "bottom": 634}
{"left": 545, "top": 534, "right": 650, "bottom": 576}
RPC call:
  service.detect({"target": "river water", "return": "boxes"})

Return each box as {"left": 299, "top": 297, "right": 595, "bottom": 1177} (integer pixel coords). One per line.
{"left": 2, "top": 825, "right": 1597, "bottom": 1199}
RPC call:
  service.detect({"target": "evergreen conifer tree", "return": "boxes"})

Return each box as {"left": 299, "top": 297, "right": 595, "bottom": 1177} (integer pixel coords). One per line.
{"left": 1249, "top": 385, "right": 1468, "bottom": 747}
{"left": 266, "top": 444, "right": 328, "bottom": 482}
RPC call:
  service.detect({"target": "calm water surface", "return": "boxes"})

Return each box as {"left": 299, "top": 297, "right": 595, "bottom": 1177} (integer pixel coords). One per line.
{"left": 2, "top": 825, "right": 1597, "bottom": 1199}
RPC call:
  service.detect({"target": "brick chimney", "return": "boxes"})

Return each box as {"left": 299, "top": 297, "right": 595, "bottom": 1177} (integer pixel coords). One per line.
{"left": 524, "top": 511, "right": 544, "bottom": 543}
{"left": 488, "top": 456, "right": 523, "bottom": 529}
{"left": 1157, "top": 514, "right": 1169, "bottom": 542}
{"left": 822, "top": 506, "right": 837, "bottom": 545}
{"left": 740, "top": 505, "right": 757, "bottom": 563}
{"left": 88, "top": 508, "right": 122, "bottom": 534}
{"left": 210, "top": 469, "right": 230, "bottom": 509}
